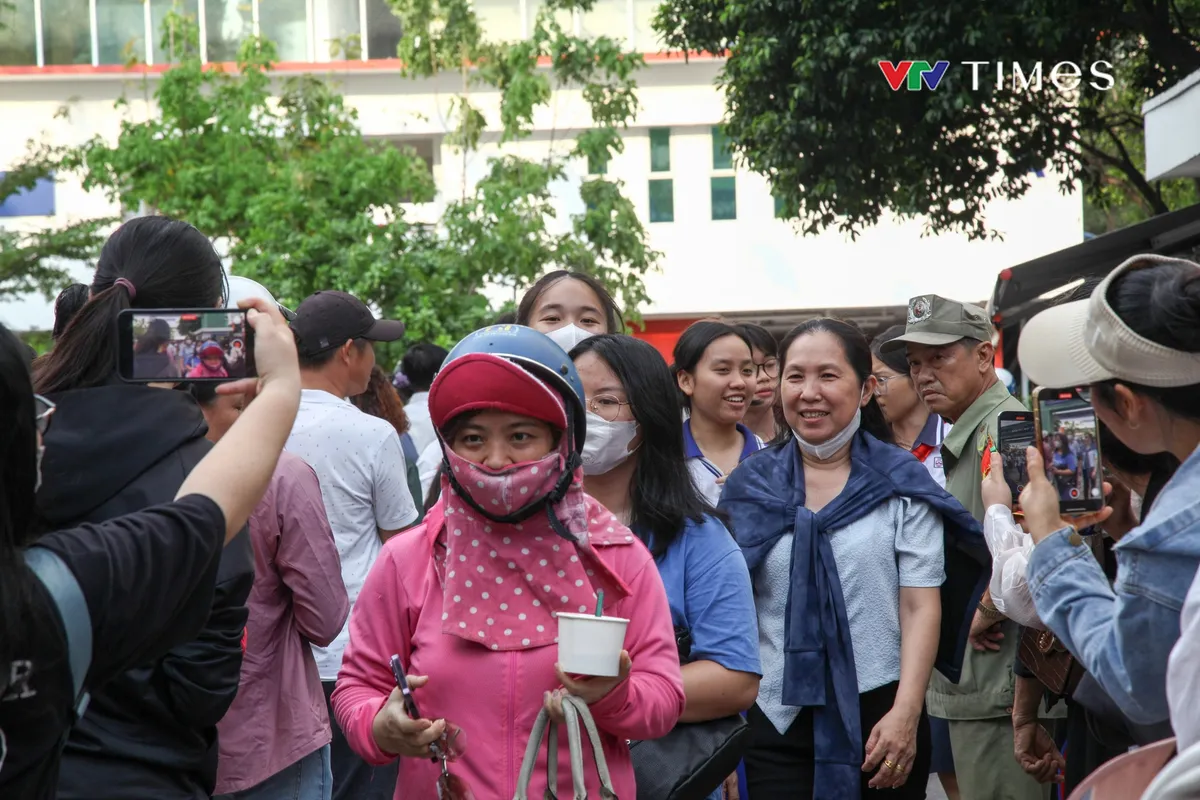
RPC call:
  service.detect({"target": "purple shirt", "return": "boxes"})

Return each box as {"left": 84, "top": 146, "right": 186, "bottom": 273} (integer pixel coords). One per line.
{"left": 215, "top": 452, "right": 349, "bottom": 794}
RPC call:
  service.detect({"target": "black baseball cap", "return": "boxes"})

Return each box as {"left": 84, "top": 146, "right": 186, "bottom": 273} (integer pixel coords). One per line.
{"left": 290, "top": 290, "right": 405, "bottom": 357}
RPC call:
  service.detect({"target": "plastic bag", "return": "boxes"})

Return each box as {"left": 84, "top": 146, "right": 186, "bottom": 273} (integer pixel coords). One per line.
{"left": 982, "top": 505, "right": 1045, "bottom": 630}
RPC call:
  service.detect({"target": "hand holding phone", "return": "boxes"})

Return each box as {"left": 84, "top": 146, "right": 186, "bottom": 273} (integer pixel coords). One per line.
{"left": 371, "top": 656, "right": 444, "bottom": 759}
{"left": 981, "top": 445, "right": 1013, "bottom": 512}
{"left": 1019, "top": 446, "right": 1113, "bottom": 544}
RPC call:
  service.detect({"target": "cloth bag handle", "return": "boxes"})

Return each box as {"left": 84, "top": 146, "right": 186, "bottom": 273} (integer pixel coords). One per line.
{"left": 513, "top": 695, "right": 618, "bottom": 800}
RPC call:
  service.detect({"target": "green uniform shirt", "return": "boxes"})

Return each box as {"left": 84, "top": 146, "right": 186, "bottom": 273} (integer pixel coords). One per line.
{"left": 927, "top": 381, "right": 1031, "bottom": 720}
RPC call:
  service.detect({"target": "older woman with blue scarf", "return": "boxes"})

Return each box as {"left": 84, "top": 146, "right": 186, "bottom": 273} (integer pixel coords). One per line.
{"left": 719, "top": 319, "right": 990, "bottom": 800}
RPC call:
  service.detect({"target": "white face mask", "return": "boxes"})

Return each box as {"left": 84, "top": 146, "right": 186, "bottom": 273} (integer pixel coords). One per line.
{"left": 581, "top": 412, "right": 640, "bottom": 476}
{"left": 546, "top": 324, "right": 595, "bottom": 352}
{"left": 792, "top": 408, "right": 862, "bottom": 462}
{"left": 35, "top": 444, "right": 45, "bottom": 492}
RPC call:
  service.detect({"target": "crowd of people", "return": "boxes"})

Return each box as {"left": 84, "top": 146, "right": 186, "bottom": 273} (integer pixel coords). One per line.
{"left": 3, "top": 214, "right": 1200, "bottom": 800}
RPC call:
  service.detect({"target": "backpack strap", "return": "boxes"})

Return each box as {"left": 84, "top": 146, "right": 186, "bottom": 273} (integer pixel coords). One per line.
{"left": 24, "top": 546, "right": 92, "bottom": 719}
{"left": 400, "top": 432, "right": 419, "bottom": 467}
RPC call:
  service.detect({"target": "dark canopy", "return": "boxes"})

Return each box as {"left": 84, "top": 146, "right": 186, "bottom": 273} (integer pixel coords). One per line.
{"left": 990, "top": 203, "right": 1200, "bottom": 327}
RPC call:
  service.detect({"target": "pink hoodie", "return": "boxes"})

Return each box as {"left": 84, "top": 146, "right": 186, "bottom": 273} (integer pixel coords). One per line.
{"left": 332, "top": 521, "right": 686, "bottom": 800}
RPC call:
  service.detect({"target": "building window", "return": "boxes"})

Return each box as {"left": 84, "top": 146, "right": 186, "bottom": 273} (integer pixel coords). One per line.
{"left": 365, "top": 0, "right": 402, "bottom": 59}
{"left": 314, "top": 0, "right": 359, "bottom": 59}
{"left": 43, "top": 0, "right": 93, "bottom": 65}
{"left": 151, "top": 0, "right": 199, "bottom": 64}
{"left": 648, "top": 128, "right": 672, "bottom": 222}
{"left": 259, "top": 0, "right": 310, "bottom": 61}
{"left": 649, "top": 179, "right": 673, "bottom": 223}
{"left": 579, "top": 0, "right": 627, "bottom": 42}
{"left": 631, "top": 0, "right": 658, "bottom": 52}
{"left": 711, "top": 125, "right": 733, "bottom": 170}
{"left": 587, "top": 152, "right": 608, "bottom": 176}
{"left": 205, "top": 0, "right": 253, "bottom": 62}
{"left": 710, "top": 126, "right": 736, "bottom": 220}
{"left": 0, "top": 0, "right": 38, "bottom": 65}
{"left": 0, "top": 173, "right": 57, "bottom": 217}
{"left": 649, "top": 127, "right": 670, "bottom": 172}
{"left": 523, "top": 0, "right": 572, "bottom": 38}
{"left": 96, "top": 0, "right": 147, "bottom": 64}
{"left": 711, "top": 176, "right": 736, "bottom": 221}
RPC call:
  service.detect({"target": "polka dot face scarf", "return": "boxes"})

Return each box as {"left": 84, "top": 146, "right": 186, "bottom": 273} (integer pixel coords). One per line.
{"left": 435, "top": 446, "right": 632, "bottom": 652}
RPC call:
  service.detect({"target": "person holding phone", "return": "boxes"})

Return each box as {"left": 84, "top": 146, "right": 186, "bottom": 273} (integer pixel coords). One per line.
{"left": 1, "top": 297, "right": 301, "bottom": 800}
{"left": 330, "top": 325, "right": 685, "bottom": 800}
{"left": 879, "top": 295, "right": 1042, "bottom": 800}
{"left": 31, "top": 216, "right": 260, "bottom": 800}
{"left": 1018, "top": 253, "right": 1200, "bottom": 729}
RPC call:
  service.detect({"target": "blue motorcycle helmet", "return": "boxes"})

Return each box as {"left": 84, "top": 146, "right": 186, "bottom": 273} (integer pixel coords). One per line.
{"left": 435, "top": 324, "right": 586, "bottom": 452}
{"left": 429, "top": 324, "right": 587, "bottom": 532}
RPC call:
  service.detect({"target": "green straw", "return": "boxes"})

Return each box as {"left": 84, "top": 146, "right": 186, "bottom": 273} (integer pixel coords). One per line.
{"left": 595, "top": 590, "right": 604, "bottom": 618}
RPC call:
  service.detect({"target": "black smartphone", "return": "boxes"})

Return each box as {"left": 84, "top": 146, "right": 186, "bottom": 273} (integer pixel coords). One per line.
{"left": 1032, "top": 387, "right": 1105, "bottom": 515}
{"left": 117, "top": 308, "right": 255, "bottom": 383}
{"left": 996, "top": 410, "right": 1036, "bottom": 506}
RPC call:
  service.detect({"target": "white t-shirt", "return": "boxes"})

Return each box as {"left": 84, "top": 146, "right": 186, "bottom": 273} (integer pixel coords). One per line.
{"left": 417, "top": 438, "right": 442, "bottom": 502}
{"left": 406, "top": 391, "right": 436, "bottom": 456}
{"left": 286, "top": 389, "right": 418, "bottom": 679}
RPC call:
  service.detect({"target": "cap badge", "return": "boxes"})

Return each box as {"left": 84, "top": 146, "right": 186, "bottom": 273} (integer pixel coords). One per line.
{"left": 908, "top": 296, "right": 932, "bottom": 325}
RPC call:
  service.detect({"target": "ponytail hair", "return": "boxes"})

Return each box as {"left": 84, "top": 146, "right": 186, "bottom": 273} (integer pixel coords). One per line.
{"left": 776, "top": 318, "right": 893, "bottom": 445}
{"left": 34, "top": 216, "right": 225, "bottom": 395}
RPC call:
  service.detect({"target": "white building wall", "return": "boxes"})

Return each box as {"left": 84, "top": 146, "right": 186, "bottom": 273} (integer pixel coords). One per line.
{"left": 0, "top": 52, "right": 1084, "bottom": 331}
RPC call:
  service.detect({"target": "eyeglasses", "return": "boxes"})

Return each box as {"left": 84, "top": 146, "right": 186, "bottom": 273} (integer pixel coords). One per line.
{"left": 872, "top": 374, "right": 908, "bottom": 396}
{"left": 587, "top": 394, "right": 632, "bottom": 422}
{"left": 34, "top": 394, "right": 55, "bottom": 436}
{"left": 753, "top": 358, "right": 779, "bottom": 379}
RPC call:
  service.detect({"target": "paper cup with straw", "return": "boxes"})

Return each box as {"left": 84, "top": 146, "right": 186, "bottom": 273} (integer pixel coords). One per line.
{"left": 557, "top": 590, "right": 629, "bottom": 677}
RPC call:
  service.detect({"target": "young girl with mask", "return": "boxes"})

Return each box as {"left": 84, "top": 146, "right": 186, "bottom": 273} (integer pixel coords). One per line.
{"left": 571, "top": 334, "right": 761, "bottom": 800}
{"left": 332, "top": 325, "right": 684, "bottom": 800}
{"left": 719, "top": 318, "right": 989, "bottom": 800}
{"left": 673, "top": 321, "right": 763, "bottom": 505}
{"left": 517, "top": 270, "right": 624, "bottom": 352}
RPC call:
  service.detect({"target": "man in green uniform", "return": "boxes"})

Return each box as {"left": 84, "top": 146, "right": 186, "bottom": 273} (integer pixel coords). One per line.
{"left": 882, "top": 295, "right": 1050, "bottom": 800}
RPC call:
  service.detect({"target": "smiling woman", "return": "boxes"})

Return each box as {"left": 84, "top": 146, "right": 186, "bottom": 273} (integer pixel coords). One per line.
{"left": 718, "top": 317, "right": 990, "bottom": 800}
{"left": 671, "top": 320, "right": 764, "bottom": 505}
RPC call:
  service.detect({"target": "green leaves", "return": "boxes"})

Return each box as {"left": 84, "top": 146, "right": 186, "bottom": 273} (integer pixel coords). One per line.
{"left": 655, "top": 0, "right": 1200, "bottom": 239}
{"left": 6, "top": 1, "right": 655, "bottom": 340}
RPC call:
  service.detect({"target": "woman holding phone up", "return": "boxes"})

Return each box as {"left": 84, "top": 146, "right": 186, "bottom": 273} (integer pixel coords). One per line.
{"left": 1, "top": 298, "right": 300, "bottom": 799}
{"left": 32, "top": 217, "right": 256, "bottom": 800}
{"left": 1017, "top": 253, "right": 1200, "bottom": 727}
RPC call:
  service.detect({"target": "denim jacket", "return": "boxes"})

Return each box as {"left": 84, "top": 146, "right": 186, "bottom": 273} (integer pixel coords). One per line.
{"left": 1028, "top": 443, "right": 1200, "bottom": 725}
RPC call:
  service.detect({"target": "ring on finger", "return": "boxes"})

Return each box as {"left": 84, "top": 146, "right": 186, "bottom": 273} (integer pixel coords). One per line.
{"left": 883, "top": 760, "right": 900, "bottom": 772}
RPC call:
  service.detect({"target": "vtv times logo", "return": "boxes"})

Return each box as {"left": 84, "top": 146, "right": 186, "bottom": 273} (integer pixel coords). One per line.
{"left": 879, "top": 60, "right": 1115, "bottom": 92}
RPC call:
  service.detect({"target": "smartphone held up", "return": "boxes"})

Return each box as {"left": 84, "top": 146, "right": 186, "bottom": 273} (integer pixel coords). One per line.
{"left": 997, "top": 388, "right": 1104, "bottom": 516}
{"left": 118, "top": 309, "right": 256, "bottom": 383}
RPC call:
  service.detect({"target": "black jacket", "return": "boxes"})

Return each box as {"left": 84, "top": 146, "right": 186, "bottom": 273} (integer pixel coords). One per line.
{"left": 36, "top": 383, "right": 254, "bottom": 800}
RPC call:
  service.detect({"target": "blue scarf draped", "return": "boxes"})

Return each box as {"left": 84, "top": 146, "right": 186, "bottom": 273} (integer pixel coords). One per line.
{"left": 719, "top": 431, "right": 990, "bottom": 798}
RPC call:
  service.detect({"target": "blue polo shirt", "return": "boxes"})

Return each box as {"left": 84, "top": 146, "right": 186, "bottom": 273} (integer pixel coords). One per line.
{"left": 644, "top": 514, "right": 762, "bottom": 676}
{"left": 683, "top": 420, "right": 764, "bottom": 506}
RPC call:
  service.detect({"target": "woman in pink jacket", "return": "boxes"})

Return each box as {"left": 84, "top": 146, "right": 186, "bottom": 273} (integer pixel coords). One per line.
{"left": 332, "top": 325, "right": 685, "bottom": 800}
